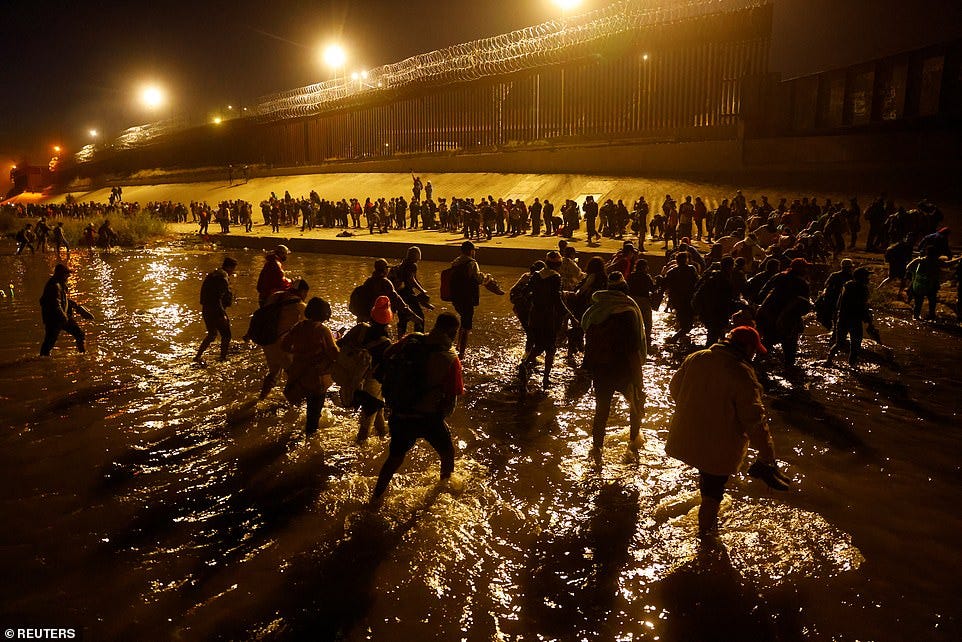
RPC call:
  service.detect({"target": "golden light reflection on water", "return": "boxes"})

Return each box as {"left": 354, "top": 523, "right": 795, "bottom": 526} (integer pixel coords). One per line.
{"left": 3, "top": 248, "right": 956, "bottom": 641}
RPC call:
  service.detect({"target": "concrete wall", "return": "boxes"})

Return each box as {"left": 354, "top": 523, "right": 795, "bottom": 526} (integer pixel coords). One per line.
{"left": 211, "top": 231, "right": 652, "bottom": 271}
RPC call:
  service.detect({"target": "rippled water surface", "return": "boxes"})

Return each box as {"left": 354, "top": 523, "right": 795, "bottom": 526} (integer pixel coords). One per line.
{"left": 1, "top": 246, "right": 960, "bottom": 640}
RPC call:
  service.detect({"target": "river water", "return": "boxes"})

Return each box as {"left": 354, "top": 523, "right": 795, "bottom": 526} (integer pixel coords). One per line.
{"left": 0, "top": 245, "right": 959, "bottom": 641}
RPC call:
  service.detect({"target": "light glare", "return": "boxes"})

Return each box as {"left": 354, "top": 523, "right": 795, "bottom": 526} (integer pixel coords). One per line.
{"left": 553, "top": 0, "right": 582, "bottom": 12}
{"left": 140, "top": 85, "right": 166, "bottom": 110}
{"left": 322, "top": 43, "right": 347, "bottom": 70}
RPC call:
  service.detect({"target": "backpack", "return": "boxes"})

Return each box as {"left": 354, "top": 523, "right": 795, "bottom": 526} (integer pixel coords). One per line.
{"left": 439, "top": 266, "right": 454, "bottom": 302}
{"left": 509, "top": 274, "right": 533, "bottom": 307}
{"left": 910, "top": 262, "right": 935, "bottom": 294}
{"left": 376, "top": 333, "right": 438, "bottom": 411}
{"left": 246, "top": 298, "right": 298, "bottom": 346}
{"left": 330, "top": 324, "right": 374, "bottom": 408}
{"left": 348, "top": 282, "right": 370, "bottom": 318}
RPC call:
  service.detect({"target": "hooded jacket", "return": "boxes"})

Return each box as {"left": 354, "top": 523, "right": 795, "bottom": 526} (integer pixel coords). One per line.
{"left": 666, "top": 343, "right": 775, "bottom": 476}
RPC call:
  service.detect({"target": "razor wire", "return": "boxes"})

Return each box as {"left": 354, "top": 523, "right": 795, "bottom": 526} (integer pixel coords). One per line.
{"left": 102, "top": 0, "right": 770, "bottom": 153}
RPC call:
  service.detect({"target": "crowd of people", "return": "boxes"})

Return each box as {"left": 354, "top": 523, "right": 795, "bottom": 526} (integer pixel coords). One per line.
{"left": 179, "top": 198, "right": 959, "bottom": 529}
{"left": 24, "top": 183, "right": 962, "bottom": 538}
{"left": 184, "top": 233, "right": 807, "bottom": 532}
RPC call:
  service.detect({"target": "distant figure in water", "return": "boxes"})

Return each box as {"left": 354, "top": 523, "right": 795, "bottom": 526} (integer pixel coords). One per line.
{"left": 194, "top": 257, "right": 237, "bottom": 363}
{"left": 53, "top": 221, "right": 69, "bottom": 257}
{"left": 447, "top": 241, "right": 494, "bottom": 361}
{"left": 371, "top": 312, "right": 463, "bottom": 501}
{"left": 15, "top": 223, "right": 35, "bottom": 254}
{"left": 666, "top": 326, "right": 790, "bottom": 537}
{"left": 39, "top": 264, "right": 89, "bottom": 356}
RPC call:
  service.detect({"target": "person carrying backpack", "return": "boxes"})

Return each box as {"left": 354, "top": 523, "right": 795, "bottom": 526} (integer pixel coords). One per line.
{"left": 509, "top": 261, "right": 545, "bottom": 333}
{"left": 445, "top": 241, "right": 492, "bottom": 360}
{"left": 581, "top": 272, "right": 646, "bottom": 455}
{"left": 281, "top": 297, "right": 339, "bottom": 434}
{"left": 517, "top": 251, "right": 573, "bottom": 394}
{"left": 371, "top": 312, "right": 464, "bottom": 501}
{"left": 258, "top": 279, "right": 309, "bottom": 399}
{"left": 907, "top": 245, "right": 944, "bottom": 320}
{"left": 338, "top": 296, "right": 394, "bottom": 441}
{"left": 388, "top": 247, "right": 434, "bottom": 335}
{"left": 350, "top": 258, "right": 414, "bottom": 328}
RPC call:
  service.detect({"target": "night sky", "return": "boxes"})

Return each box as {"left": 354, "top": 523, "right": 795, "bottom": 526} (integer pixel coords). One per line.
{"left": 2, "top": 0, "right": 960, "bottom": 163}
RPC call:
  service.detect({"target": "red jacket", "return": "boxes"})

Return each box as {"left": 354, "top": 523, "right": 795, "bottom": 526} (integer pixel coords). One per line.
{"left": 256, "top": 255, "right": 291, "bottom": 299}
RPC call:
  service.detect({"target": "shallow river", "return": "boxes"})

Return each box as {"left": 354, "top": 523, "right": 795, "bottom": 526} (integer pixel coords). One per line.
{"left": 0, "top": 245, "right": 960, "bottom": 641}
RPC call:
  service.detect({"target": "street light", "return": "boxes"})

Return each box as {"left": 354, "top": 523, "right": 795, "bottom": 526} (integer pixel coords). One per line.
{"left": 320, "top": 43, "right": 347, "bottom": 79}
{"left": 213, "top": 116, "right": 223, "bottom": 125}
{"left": 140, "top": 84, "right": 166, "bottom": 110}
{"left": 89, "top": 129, "right": 99, "bottom": 138}
{"left": 552, "top": 0, "right": 581, "bottom": 12}
{"left": 53, "top": 145, "right": 62, "bottom": 154}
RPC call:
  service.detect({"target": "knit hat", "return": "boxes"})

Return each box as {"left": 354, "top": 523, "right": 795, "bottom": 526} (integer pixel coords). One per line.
{"left": 545, "top": 250, "right": 562, "bottom": 266}
{"left": 371, "top": 295, "right": 393, "bottom": 325}
{"left": 728, "top": 325, "right": 767, "bottom": 355}
{"left": 607, "top": 271, "right": 628, "bottom": 292}
{"left": 274, "top": 245, "right": 290, "bottom": 259}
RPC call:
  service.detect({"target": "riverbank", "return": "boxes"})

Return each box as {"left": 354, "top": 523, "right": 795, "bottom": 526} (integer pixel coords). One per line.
{"left": 0, "top": 209, "right": 168, "bottom": 248}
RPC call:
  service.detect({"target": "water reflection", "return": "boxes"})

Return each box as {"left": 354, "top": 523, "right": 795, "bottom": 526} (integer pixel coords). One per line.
{"left": 0, "top": 246, "right": 958, "bottom": 640}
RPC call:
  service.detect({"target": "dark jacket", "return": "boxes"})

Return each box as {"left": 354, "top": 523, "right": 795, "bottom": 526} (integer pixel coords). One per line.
{"left": 40, "top": 277, "right": 69, "bottom": 327}
{"left": 527, "top": 268, "right": 570, "bottom": 335}
{"left": 662, "top": 264, "right": 698, "bottom": 309}
{"left": 835, "top": 280, "right": 872, "bottom": 324}
{"left": 449, "top": 255, "right": 482, "bottom": 307}
{"left": 200, "top": 268, "right": 233, "bottom": 312}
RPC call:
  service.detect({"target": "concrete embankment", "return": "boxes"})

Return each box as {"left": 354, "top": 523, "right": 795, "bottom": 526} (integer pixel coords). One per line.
{"left": 181, "top": 223, "right": 660, "bottom": 270}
